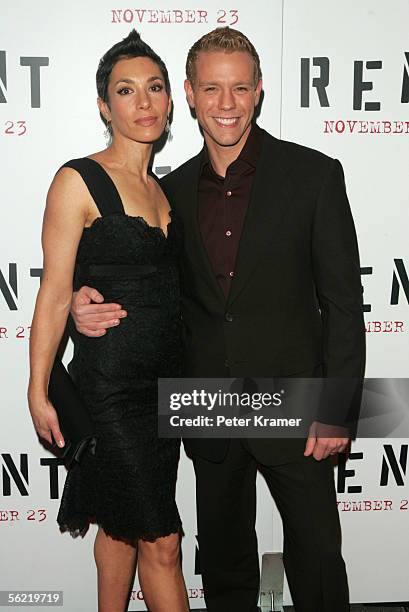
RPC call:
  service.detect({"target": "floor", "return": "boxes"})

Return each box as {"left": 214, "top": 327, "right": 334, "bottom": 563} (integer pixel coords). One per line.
{"left": 284, "top": 607, "right": 409, "bottom": 612}
{"left": 191, "top": 606, "right": 409, "bottom": 612}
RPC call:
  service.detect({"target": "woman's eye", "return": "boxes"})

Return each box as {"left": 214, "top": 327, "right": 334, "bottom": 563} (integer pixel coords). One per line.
{"left": 118, "top": 87, "right": 131, "bottom": 95}
{"left": 150, "top": 84, "right": 164, "bottom": 92}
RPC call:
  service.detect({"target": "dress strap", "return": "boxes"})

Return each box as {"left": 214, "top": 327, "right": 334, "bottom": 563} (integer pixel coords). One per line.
{"left": 60, "top": 158, "right": 125, "bottom": 217}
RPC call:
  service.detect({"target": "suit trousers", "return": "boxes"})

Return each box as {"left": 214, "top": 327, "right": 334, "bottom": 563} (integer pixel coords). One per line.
{"left": 193, "top": 439, "right": 349, "bottom": 612}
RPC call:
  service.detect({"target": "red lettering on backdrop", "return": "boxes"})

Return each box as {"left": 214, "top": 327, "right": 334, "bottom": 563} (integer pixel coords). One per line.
{"left": 135, "top": 9, "right": 146, "bottom": 22}
{"left": 160, "top": 10, "right": 171, "bottom": 23}
{"left": 365, "top": 321, "right": 405, "bottom": 333}
{"left": 323, "top": 119, "right": 409, "bottom": 134}
{"left": 111, "top": 9, "right": 121, "bottom": 23}
{"left": 109, "top": 9, "right": 227, "bottom": 24}
{"left": 123, "top": 9, "right": 133, "bottom": 22}
{"left": 335, "top": 120, "right": 345, "bottom": 133}
{"left": 337, "top": 499, "right": 396, "bottom": 511}
{"left": 148, "top": 10, "right": 159, "bottom": 23}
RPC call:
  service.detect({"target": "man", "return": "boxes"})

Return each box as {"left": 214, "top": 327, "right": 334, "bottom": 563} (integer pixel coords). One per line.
{"left": 71, "top": 28, "right": 365, "bottom": 612}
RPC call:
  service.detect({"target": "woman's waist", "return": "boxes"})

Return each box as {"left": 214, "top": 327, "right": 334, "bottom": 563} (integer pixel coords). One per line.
{"left": 74, "top": 259, "right": 178, "bottom": 280}
{"left": 75, "top": 262, "right": 157, "bottom": 279}
{"left": 74, "top": 267, "right": 180, "bottom": 302}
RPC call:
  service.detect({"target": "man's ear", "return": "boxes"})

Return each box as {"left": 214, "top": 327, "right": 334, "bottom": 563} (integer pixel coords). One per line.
{"left": 254, "top": 79, "right": 263, "bottom": 107}
{"left": 184, "top": 79, "right": 195, "bottom": 109}
{"left": 97, "top": 97, "right": 111, "bottom": 123}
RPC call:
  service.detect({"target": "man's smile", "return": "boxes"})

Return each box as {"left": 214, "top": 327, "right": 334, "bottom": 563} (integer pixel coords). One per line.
{"left": 213, "top": 117, "right": 240, "bottom": 127}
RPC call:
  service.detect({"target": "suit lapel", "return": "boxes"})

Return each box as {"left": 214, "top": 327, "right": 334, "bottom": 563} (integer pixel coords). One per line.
{"left": 227, "top": 133, "right": 292, "bottom": 306}
{"left": 177, "top": 154, "right": 226, "bottom": 304}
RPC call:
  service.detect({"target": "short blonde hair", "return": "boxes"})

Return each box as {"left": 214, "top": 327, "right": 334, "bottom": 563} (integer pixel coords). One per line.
{"left": 186, "top": 27, "right": 262, "bottom": 86}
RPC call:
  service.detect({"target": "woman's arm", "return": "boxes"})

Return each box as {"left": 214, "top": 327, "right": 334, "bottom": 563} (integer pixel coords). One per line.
{"left": 28, "top": 167, "right": 89, "bottom": 447}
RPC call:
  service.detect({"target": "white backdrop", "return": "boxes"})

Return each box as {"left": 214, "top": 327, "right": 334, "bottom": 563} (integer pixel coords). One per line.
{"left": 0, "top": 0, "right": 408, "bottom": 609}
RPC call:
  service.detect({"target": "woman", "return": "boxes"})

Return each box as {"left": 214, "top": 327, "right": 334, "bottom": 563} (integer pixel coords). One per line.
{"left": 28, "top": 30, "right": 189, "bottom": 612}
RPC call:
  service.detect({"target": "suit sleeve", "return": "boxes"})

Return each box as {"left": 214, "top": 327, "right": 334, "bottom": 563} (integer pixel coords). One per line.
{"left": 312, "top": 158, "right": 366, "bottom": 428}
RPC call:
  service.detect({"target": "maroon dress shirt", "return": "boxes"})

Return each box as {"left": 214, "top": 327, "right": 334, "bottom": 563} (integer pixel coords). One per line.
{"left": 198, "top": 124, "right": 263, "bottom": 298}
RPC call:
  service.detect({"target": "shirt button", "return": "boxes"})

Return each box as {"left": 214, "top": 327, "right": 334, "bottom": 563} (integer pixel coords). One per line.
{"left": 225, "top": 312, "right": 234, "bottom": 322}
{"left": 226, "top": 190, "right": 232, "bottom": 197}
{"left": 229, "top": 271, "right": 234, "bottom": 277}
{"left": 225, "top": 230, "right": 232, "bottom": 237}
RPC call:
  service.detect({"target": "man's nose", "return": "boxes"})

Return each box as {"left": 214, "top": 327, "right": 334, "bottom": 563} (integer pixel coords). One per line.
{"left": 219, "top": 88, "right": 235, "bottom": 110}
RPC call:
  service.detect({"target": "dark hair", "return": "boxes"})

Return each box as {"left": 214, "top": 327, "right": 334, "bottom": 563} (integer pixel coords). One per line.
{"left": 96, "top": 29, "right": 171, "bottom": 132}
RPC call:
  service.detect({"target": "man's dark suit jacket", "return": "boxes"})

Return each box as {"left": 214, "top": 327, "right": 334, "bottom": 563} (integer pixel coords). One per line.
{"left": 161, "top": 127, "right": 366, "bottom": 465}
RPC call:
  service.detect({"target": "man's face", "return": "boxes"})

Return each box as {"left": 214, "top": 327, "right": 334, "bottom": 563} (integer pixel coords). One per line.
{"left": 184, "top": 50, "right": 262, "bottom": 150}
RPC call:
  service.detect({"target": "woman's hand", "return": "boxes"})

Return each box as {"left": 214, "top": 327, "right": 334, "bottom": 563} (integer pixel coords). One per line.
{"left": 28, "top": 388, "right": 65, "bottom": 448}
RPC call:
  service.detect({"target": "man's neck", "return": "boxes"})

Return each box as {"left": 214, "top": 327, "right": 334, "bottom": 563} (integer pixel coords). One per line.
{"left": 205, "top": 124, "right": 252, "bottom": 178}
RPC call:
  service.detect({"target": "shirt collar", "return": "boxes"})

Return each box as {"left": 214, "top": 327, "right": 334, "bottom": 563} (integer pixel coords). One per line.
{"left": 200, "top": 122, "right": 263, "bottom": 177}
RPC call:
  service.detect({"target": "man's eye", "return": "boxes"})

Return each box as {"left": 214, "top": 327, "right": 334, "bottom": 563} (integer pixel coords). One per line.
{"left": 236, "top": 87, "right": 249, "bottom": 92}
{"left": 204, "top": 87, "right": 216, "bottom": 92}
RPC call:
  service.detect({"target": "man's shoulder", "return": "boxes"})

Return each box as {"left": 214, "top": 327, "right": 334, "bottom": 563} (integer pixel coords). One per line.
{"left": 159, "top": 152, "right": 202, "bottom": 194}
{"left": 261, "top": 129, "right": 336, "bottom": 173}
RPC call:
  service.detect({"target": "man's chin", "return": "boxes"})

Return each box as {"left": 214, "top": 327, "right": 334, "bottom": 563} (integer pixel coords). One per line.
{"left": 209, "top": 131, "right": 247, "bottom": 148}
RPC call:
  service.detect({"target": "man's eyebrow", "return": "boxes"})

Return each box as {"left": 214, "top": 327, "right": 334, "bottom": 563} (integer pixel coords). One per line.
{"left": 198, "top": 80, "right": 253, "bottom": 86}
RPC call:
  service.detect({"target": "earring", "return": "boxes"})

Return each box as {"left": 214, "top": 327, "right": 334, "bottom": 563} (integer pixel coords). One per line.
{"left": 165, "top": 116, "right": 172, "bottom": 140}
{"left": 104, "top": 121, "right": 112, "bottom": 145}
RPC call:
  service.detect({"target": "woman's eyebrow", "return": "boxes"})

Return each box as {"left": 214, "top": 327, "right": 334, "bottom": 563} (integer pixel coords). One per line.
{"left": 113, "top": 75, "right": 164, "bottom": 86}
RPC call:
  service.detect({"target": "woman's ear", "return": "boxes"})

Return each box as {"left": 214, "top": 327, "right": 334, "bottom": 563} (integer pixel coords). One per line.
{"left": 97, "top": 97, "right": 111, "bottom": 124}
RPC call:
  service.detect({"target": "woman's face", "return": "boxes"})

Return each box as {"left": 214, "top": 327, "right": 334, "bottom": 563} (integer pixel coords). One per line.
{"left": 99, "top": 56, "right": 171, "bottom": 144}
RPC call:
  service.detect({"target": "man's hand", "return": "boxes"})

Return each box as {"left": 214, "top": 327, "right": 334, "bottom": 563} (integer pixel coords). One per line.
{"left": 71, "top": 286, "right": 127, "bottom": 337}
{"left": 304, "top": 421, "right": 350, "bottom": 461}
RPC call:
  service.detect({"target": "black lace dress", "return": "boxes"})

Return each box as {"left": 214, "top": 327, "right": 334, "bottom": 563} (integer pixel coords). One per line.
{"left": 56, "top": 158, "right": 183, "bottom": 542}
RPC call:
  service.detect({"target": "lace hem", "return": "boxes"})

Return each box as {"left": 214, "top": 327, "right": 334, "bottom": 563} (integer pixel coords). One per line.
{"left": 58, "top": 515, "right": 183, "bottom": 543}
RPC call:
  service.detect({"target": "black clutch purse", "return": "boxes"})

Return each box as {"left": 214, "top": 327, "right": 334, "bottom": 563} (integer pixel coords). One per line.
{"left": 48, "top": 356, "right": 97, "bottom": 466}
